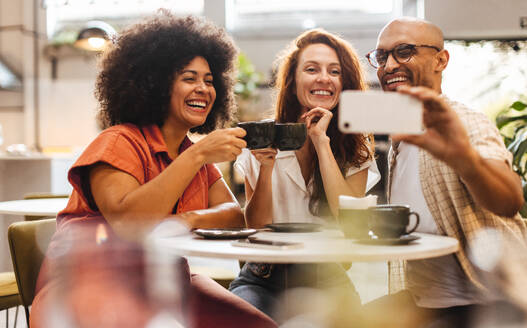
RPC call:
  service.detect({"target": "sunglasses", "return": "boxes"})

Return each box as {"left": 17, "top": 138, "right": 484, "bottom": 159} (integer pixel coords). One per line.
{"left": 366, "top": 43, "right": 441, "bottom": 68}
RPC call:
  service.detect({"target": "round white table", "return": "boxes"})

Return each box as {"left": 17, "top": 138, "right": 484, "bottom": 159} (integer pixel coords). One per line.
{"left": 154, "top": 230, "right": 459, "bottom": 263}
{"left": 0, "top": 198, "right": 69, "bottom": 216}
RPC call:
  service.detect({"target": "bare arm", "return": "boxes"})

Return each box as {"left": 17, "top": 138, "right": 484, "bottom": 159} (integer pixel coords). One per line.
{"left": 90, "top": 128, "right": 247, "bottom": 240}
{"left": 315, "top": 139, "right": 368, "bottom": 217}
{"left": 459, "top": 155, "right": 523, "bottom": 217}
{"left": 243, "top": 148, "right": 277, "bottom": 228}
{"left": 303, "top": 108, "right": 368, "bottom": 218}
{"left": 177, "top": 177, "right": 246, "bottom": 228}
{"left": 393, "top": 86, "right": 523, "bottom": 217}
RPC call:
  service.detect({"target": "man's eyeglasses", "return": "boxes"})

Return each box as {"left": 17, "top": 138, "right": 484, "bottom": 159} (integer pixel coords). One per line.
{"left": 366, "top": 43, "right": 441, "bottom": 68}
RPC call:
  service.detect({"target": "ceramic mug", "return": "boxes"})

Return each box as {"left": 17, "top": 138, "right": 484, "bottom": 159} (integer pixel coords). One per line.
{"left": 274, "top": 122, "right": 307, "bottom": 151}
{"left": 338, "top": 208, "right": 371, "bottom": 239}
{"left": 237, "top": 119, "right": 275, "bottom": 149}
{"left": 368, "top": 205, "right": 420, "bottom": 239}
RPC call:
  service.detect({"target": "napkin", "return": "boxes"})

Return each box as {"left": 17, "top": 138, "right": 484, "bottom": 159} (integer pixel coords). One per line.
{"left": 339, "top": 195, "right": 378, "bottom": 209}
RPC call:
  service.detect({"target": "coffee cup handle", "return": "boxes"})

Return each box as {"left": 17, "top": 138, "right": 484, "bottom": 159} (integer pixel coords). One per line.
{"left": 406, "top": 212, "right": 420, "bottom": 234}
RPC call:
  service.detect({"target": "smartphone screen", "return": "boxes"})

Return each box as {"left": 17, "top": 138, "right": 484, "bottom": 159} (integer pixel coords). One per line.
{"left": 231, "top": 238, "right": 303, "bottom": 250}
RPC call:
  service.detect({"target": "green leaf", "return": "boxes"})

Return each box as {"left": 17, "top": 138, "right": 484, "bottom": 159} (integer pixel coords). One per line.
{"left": 519, "top": 181, "right": 527, "bottom": 218}
{"left": 507, "top": 130, "right": 527, "bottom": 153}
{"left": 512, "top": 139, "right": 527, "bottom": 167}
{"left": 514, "top": 125, "right": 527, "bottom": 136}
{"left": 511, "top": 101, "right": 527, "bottom": 111}
{"left": 496, "top": 114, "right": 527, "bottom": 129}
{"left": 520, "top": 202, "right": 527, "bottom": 218}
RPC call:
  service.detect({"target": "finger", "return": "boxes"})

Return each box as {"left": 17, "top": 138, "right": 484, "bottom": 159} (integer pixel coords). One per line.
{"left": 391, "top": 133, "right": 427, "bottom": 148}
{"left": 305, "top": 114, "right": 314, "bottom": 129}
{"left": 250, "top": 148, "right": 275, "bottom": 156}
{"left": 304, "top": 108, "right": 329, "bottom": 118}
{"left": 229, "top": 127, "right": 247, "bottom": 137}
{"left": 257, "top": 152, "right": 277, "bottom": 158}
{"left": 231, "top": 146, "right": 243, "bottom": 157}
{"left": 251, "top": 147, "right": 276, "bottom": 153}
{"left": 397, "top": 86, "right": 447, "bottom": 113}
{"left": 231, "top": 136, "right": 247, "bottom": 149}
{"left": 307, "top": 106, "right": 331, "bottom": 113}
{"left": 305, "top": 110, "right": 329, "bottom": 122}
{"left": 396, "top": 85, "right": 428, "bottom": 96}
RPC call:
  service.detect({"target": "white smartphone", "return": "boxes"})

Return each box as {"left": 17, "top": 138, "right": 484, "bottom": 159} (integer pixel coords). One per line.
{"left": 338, "top": 90, "right": 423, "bottom": 135}
{"left": 231, "top": 237, "right": 303, "bottom": 250}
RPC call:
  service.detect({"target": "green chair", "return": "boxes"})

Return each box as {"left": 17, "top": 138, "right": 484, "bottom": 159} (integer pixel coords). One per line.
{"left": 0, "top": 272, "right": 20, "bottom": 328}
{"left": 8, "top": 218, "right": 56, "bottom": 326}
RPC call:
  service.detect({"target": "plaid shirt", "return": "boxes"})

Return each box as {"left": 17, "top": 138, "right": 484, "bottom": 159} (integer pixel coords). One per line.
{"left": 387, "top": 97, "right": 527, "bottom": 295}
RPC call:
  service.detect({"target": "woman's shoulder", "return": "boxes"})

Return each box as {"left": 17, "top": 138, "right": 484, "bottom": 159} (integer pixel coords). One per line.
{"left": 98, "top": 123, "right": 143, "bottom": 139}
{"left": 92, "top": 123, "right": 153, "bottom": 149}
{"left": 77, "top": 123, "right": 151, "bottom": 164}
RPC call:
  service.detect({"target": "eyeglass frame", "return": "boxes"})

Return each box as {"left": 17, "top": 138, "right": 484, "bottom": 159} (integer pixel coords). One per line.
{"left": 365, "top": 43, "right": 442, "bottom": 69}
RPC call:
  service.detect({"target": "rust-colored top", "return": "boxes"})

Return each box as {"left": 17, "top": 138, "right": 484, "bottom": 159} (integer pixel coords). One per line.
{"left": 57, "top": 123, "right": 222, "bottom": 231}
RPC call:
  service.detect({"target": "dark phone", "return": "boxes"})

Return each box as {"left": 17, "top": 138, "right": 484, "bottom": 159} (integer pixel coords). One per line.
{"left": 231, "top": 237, "right": 303, "bottom": 249}
{"left": 247, "top": 237, "right": 300, "bottom": 246}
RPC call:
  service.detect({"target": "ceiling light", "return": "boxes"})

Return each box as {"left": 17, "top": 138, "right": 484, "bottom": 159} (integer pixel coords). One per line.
{"left": 74, "top": 21, "right": 116, "bottom": 52}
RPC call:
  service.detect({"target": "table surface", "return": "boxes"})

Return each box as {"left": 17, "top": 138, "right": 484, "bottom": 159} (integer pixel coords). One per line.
{"left": 154, "top": 230, "right": 459, "bottom": 263}
{"left": 0, "top": 198, "right": 68, "bottom": 216}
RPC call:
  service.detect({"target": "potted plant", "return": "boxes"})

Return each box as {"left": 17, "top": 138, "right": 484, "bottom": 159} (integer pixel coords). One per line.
{"left": 234, "top": 53, "right": 264, "bottom": 122}
{"left": 496, "top": 99, "right": 527, "bottom": 217}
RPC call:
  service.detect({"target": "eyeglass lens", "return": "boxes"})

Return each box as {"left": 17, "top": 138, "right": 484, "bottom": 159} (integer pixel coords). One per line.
{"left": 373, "top": 44, "right": 415, "bottom": 67}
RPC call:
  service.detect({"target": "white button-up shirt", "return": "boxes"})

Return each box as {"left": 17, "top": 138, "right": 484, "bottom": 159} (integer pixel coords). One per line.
{"left": 234, "top": 148, "right": 380, "bottom": 223}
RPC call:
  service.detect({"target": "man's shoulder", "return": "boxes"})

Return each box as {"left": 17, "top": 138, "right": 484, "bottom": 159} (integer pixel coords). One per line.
{"left": 441, "top": 96, "right": 490, "bottom": 125}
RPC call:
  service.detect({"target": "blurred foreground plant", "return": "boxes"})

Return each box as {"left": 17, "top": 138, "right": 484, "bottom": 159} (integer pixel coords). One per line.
{"left": 496, "top": 100, "right": 527, "bottom": 217}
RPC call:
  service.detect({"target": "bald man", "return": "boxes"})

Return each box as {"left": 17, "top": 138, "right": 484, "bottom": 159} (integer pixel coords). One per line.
{"left": 360, "top": 17, "right": 527, "bottom": 327}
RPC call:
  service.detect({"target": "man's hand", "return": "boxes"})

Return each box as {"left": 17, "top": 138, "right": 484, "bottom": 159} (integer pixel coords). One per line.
{"left": 391, "top": 86, "right": 475, "bottom": 173}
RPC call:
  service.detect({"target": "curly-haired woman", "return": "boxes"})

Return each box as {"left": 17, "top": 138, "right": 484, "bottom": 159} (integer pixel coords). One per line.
{"left": 30, "top": 12, "right": 276, "bottom": 328}
{"left": 229, "top": 29, "right": 380, "bottom": 320}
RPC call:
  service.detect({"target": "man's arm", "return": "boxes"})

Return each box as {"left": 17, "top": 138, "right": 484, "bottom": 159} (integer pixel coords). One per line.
{"left": 392, "top": 86, "right": 523, "bottom": 217}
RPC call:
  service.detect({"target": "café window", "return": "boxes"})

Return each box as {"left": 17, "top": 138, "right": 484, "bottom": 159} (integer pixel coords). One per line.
{"left": 226, "top": 0, "right": 403, "bottom": 36}
{"left": 45, "top": 0, "right": 204, "bottom": 38}
{"left": 442, "top": 40, "right": 527, "bottom": 114}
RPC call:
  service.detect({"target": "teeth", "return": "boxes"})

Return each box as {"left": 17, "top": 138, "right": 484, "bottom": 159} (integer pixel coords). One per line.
{"left": 311, "top": 90, "right": 331, "bottom": 96}
{"left": 187, "top": 100, "right": 206, "bottom": 108}
{"left": 386, "top": 77, "right": 408, "bottom": 84}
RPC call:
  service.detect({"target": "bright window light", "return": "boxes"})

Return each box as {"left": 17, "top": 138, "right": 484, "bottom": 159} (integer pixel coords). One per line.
{"left": 443, "top": 40, "right": 527, "bottom": 115}
{"left": 45, "top": 0, "right": 204, "bottom": 38}
{"left": 226, "top": 0, "right": 401, "bottom": 36}
{"left": 232, "top": 0, "right": 393, "bottom": 14}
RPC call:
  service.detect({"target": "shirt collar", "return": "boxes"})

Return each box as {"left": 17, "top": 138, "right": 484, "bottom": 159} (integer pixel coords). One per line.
{"left": 275, "top": 150, "right": 309, "bottom": 192}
